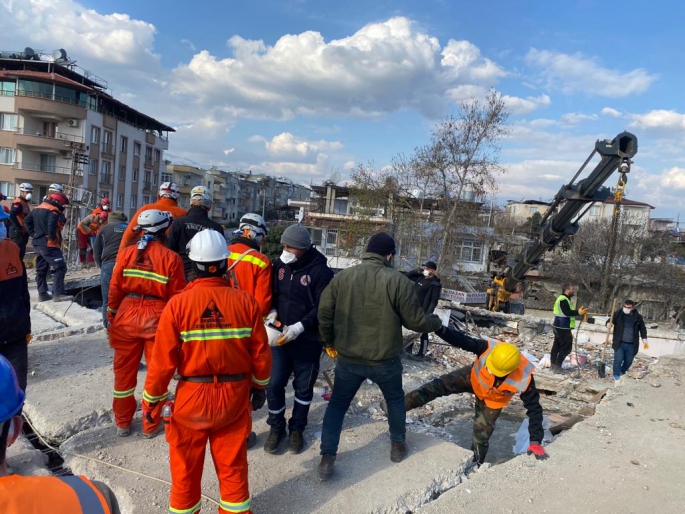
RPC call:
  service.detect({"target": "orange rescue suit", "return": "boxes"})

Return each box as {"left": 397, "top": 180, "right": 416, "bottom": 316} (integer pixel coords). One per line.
{"left": 78, "top": 212, "right": 107, "bottom": 235}
{"left": 0, "top": 475, "right": 113, "bottom": 513}
{"left": 108, "top": 240, "right": 186, "bottom": 432}
{"left": 143, "top": 277, "right": 271, "bottom": 514}
{"left": 118, "top": 197, "right": 187, "bottom": 250}
{"left": 470, "top": 341, "right": 535, "bottom": 409}
{"left": 227, "top": 241, "right": 273, "bottom": 317}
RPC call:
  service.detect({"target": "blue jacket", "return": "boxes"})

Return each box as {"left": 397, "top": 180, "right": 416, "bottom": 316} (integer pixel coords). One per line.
{"left": 272, "top": 246, "right": 334, "bottom": 361}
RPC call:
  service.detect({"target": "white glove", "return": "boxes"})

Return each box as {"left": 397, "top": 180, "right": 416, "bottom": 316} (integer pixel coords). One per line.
{"left": 435, "top": 308, "right": 451, "bottom": 327}
{"left": 278, "top": 322, "right": 305, "bottom": 345}
{"left": 266, "top": 310, "right": 278, "bottom": 323}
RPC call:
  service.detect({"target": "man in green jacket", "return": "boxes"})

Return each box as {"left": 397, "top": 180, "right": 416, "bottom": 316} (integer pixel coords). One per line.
{"left": 316, "top": 232, "right": 442, "bottom": 481}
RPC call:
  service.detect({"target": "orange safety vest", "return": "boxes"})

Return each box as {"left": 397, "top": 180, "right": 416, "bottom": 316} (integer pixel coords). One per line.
{"left": 78, "top": 213, "right": 106, "bottom": 235}
{"left": 0, "top": 475, "right": 112, "bottom": 513}
{"left": 11, "top": 197, "right": 30, "bottom": 231}
{"left": 119, "top": 198, "right": 187, "bottom": 250}
{"left": 227, "top": 241, "right": 273, "bottom": 318}
{"left": 470, "top": 341, "right": 535, "bottom": 409}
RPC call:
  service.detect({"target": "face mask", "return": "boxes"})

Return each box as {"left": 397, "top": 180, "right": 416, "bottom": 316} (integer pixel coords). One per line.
{"left": 102, "top": 205, "right": 109, "bottom": 211}
{"left": 280, "top": 250, "right": 297, "bottom": 264}
{"left": 423, "top": 269, "right": 431, "bottom": 278}
{"left": 0, "top": 223, "right": 6, "bottom": 239}
{"left": 25, "top": 193, "right": 32, "bottom": 201}
{"left": 623, "top": 307, "right": 632, "bottom": 315}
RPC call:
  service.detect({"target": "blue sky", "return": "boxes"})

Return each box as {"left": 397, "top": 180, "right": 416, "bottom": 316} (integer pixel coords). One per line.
{"left": 2, "top": 0, "right": 684, "bottom": 220}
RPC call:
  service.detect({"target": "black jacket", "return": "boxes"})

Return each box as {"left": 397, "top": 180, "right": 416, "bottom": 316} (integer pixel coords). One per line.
{"left": 24, "top": 200, "right": 64, "bottom": 247}
{"left": 405, "top": 269, "right": 442, "bottom": 314}
{"left": 166, "top": 206, "right": 223, "bottom": 277}
{"left": 610, "top": 308, "right": 647, "bottom": 352}
{"left": 273, "top": 246, "right": 334, "bottom": 361}
{"left": 436, "top": 326, "right": 544, "bottom": 444}
{"left": 94, "top": 221, "right": 128, "bottom": 267}
{"left": 0, "top": 239, "right": 31, "bottom": 343}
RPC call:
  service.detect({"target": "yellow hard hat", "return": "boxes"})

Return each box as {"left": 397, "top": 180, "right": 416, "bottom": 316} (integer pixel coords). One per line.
{"left": 485, "top": 343, "right": 521, "bottom": 377}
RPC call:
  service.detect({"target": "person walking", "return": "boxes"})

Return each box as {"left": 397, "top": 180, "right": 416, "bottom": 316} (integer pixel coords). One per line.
{"left": 107, "top": 210, "right": 186, "bottom": 438}
{"left": 0, "top": 214, "right": 31, "bottom": 393}
{"left": 142, "top": 230, "right": 271, "bottom": 514}
{"left": 93, "top": 211, "right": 128, "bottom": 327}
{"left": 166, "top": 186, "right": 223, "bottom": 280}
{"left": 550, "top": 284, "right": 587, "bottom": 372}
{"left": 23, "top": 191, "right": 72, "bottom": 302}
{"left": 402, "top": 323, "right": 547, "bottom": 466}
{"left": 8, "top": 183, "right": 33, "bottom": 260}
{"left": 403, "top": 261, "right": 442, "bottom": 358}
{"left": 77, "top": 210, "right": 108, "bottom": 268}
{"left": 610, "top": 299, "right": 648, "bottom": 384}
{"left": 264, "top": 223, "right": 334, "bottom": 455}
{"left": 316, "top": 232, "right": 443, "bottom": 480}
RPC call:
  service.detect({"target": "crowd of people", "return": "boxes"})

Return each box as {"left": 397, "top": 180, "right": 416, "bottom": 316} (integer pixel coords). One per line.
{"left": 0, "top": 180, "right": 648, "bottom": 512}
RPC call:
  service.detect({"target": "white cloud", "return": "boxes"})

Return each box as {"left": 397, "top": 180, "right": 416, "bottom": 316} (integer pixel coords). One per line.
{"left": 171, "top": 17, "right": 507, "bottom": 119}
{"left": 181, "top": 39, "right": 196, "bottom": 51}
{"left": 630, "top": 109, "right": 685, "bottom": 130}
{"left": 502, "top": 94, "right": 551, "bottom": 115}
{"left": 264, "top": 132, "right": 343, "bottom": 160}
{"left": 658, "top": 167, "right": 685, "bottom": 190}
{"left": 561, "top": 112, "right": 599, "bottom": 125}
{"left": 223, "top": 148, "right": 235, "bottom": 155}
{"left": 525, "top": 48, "right": 657, "bottom": 97}
{"left": 601, "top": 107, "right": 622, "bottom": 118}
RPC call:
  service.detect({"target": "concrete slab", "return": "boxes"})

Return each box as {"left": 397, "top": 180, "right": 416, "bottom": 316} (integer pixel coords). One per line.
{"left": 6, "top": 435, "right": 50, "bottom": 476}
{"left": 32, "top": 297, "right": 103, "bottom": 329}
{"left": 30, "top": 309, "right": 66, "bottom": 335}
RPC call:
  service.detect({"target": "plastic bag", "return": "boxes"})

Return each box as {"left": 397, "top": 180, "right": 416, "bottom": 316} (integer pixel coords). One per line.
{"left": 512, "top": 416, "right": 553, "bottom": 454}
{"left": 536, "top": 354, "right": 551, "bottom": 369}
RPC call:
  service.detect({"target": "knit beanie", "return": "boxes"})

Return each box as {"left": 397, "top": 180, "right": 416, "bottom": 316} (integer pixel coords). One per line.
{"left": 281, "top": 224, "right": 311, "bottom": 250}
{"left": 424, "top": 261, "right": 437, "bottom": 270}
{"left": 366, "top": 232, "right": 396, "bottom": 256}
{"left": 109, "top": 211, "right": 127, "bottom": 222}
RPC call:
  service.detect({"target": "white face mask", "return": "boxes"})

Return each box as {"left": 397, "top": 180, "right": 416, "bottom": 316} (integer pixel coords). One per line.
{"left": 623, "top": 307, "right": 632, "bottom": 315}
{"left": 280, "top": 249, "right": 297, "bottom": 264}
{"left": 102, "top": 205, "right": 109, "bottom": 211}
{"left": 24, "top": 193, "right": 32, "bottom": 201}
{"left": 0, "top": 223, "right": 6, "bottom": 239}
{"left": 423, "top": 269, "right": 431, "bottom": 278}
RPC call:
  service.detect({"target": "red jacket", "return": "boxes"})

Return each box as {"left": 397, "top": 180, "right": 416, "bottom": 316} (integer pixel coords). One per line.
{"left": 118, "top": 198, "right": 187, "bottom": 250}
{"left": 227, "top": 240, "right": 273, "bottom": 317}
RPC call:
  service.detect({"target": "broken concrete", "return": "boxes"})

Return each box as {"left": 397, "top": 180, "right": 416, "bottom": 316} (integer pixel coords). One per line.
{"left": 6, "top": 435, "right": 50, "bottom": 476}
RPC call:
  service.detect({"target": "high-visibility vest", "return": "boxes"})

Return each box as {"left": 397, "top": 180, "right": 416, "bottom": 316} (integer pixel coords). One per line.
{"left": 11, "top": 197, "right": 30, "bottom": 230}
{"left": 553, "top": 294, "right": 575, "bottom": 329}
{"left": 470, "top": 341, "right": 534, "bottom": 409}
{"left": 0, "top": 475, "right": 112, "bottom": 513}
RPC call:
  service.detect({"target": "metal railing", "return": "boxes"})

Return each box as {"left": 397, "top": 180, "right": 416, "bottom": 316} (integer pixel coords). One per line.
{"left": 99, "top": 173, "right": 111, "bottom": 185}
{"left": 101, "top": 143, "right": 114, "bottom": 155}
{"left": 143, "top": 181, "right": 152, "bottom": 190}
{"left": 13, "top": 162, "right": 73, "bottom": 175}
{"left": 14, "top": 127, "right": 84, "bottom": 143}
{"left": 15, "top": 90, "right": 87, "bottom": 107}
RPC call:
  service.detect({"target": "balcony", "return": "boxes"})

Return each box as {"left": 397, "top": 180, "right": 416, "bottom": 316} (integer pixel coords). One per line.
{"left": 15, "top": 94, "right": 86, "bottom": 120}
{"left": 99, "top": 173, "right": 112, "bottom": 185}
{"left": 144, "top": 156, "right": 153, "bottom": 168}
{"left": 14, "top": 128, "right": 85, "bottom": 152}
{"left": 101, "top": 143, "right": 114, "bottom": 157}
{"left": 13, "top": 161, "right": 72, "bottom": 175}
{"left": 143, "top": 181, "right": 152, "bottom": 191}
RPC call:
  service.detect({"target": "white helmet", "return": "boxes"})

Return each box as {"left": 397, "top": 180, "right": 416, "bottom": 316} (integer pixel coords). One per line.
{"left": 19, "top": 182, "right": 33, "bottom": 192}
{"left": 188, "top": 229, "right": 229, "bottom": 262}
{"left": 48, "top": 183, "right": 63, "bottom": 193}
{"left": 190, "top": 185, "right": 211, "bottom": 198}
{"left": 159, "top": 182, "right": 180, "bottom": 200}
{"left": 239, "top": 213, "right": 268, "bottom": 240}
{"left": 137, "top": 209, "right": 171, "bottom": 234}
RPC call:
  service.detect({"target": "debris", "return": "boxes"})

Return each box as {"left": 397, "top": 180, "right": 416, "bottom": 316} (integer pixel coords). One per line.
{"left": 631, "top": 460, "right": 640, "bottom": 465}
{"left": 627, "top": 402, "right": 634, "bottom": 407}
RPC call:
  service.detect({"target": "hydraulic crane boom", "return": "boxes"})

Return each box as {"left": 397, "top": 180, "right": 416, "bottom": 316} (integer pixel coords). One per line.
{"left": 487, "top": 131, "right": 638, "bottom": 313}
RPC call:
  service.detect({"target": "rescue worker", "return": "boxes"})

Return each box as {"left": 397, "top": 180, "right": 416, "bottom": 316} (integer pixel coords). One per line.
{"left": 23, "top": 191, "right": 72, "bottom": 302}
{"left": 402, "top": 321, "right": 548, "bottom": 465}
{"left": 40, "top": 183, "right": 64, "bottom": 203}
{"left": 265, "top": 224, "right": 334, "bottom": 455}
{"left": 0, "top": 356, "right": 121, "bottom": 513}
{"left": 403, "top": 261, "right": 442, "bottom": 358}
{"left": 167, "top": 185, "right": 223, "bottom": 280}
{"left": 94, "top": 211, "right": 128, "bottom": 327}
{"left": 77, "top": 210, "right": 109, "bottom": 268}
{"left": 107, "top": 210, "right": 186, "bottom": 438}
{"left": 92, "top": 197, "right": 111, "bottom": 218}
{"left": 142, "top": 230, "right": 271, "bottom": 514}
{"left": 551, "top": 284, "right": 587, "bottom": 373}
{"left": 0, "top": 212, "right": 30, "bottom": 393}
{"left": 119, "top": 182, "right": 187, "bottom": 250}
{"left": 8, "top": 183, "right": 33, "bottom": 260}
{"left": 227, "top": 213, "right": 273, "bottom": 317}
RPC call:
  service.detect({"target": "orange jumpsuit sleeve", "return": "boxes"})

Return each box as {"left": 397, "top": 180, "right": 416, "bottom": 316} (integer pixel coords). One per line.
{"left": 107, "top": 255, "right": 127, "bottom": 312}
{"left": 255, "top": 260, "right": 273, "bottom": 318}
{"left": 249, "top": 298, "right": 272, "bottom": 389}
{"left": 143, "top": 301, "right": 181, "bottom": 404}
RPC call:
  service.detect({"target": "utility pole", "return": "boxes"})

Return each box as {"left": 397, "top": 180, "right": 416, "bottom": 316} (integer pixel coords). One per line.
{"left": 64, "top": 141, "right": 90, "bottom": 269}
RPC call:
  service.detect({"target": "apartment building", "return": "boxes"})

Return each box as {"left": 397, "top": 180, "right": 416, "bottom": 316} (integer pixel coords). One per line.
{"left": 504, "top": 200, "right": 551, "bottom": 220}
{"left": 0, "top": 49, "right": 173, "bottom": 219}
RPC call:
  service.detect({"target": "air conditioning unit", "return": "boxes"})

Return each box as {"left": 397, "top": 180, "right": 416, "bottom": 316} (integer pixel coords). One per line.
{"left": 60, "top": 150, "right": 71, "bottom": 158}
{"left": 68, "top": 119, "right": 80, "bottom": 127}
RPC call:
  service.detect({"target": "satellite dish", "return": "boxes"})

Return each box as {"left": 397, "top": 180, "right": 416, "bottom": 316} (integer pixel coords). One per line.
{"left": 22, "top": 47, "right": 36, "bottom": 60}
{"left": 53, "top": 48, "right": 69, "bottom": 61}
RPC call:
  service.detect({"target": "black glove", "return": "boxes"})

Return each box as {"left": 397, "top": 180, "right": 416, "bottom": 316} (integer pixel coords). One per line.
{"left": 250, "top": 388, "right": 266, "bottom": 411}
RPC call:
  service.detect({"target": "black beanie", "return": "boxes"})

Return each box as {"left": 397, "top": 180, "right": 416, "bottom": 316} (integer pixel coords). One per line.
{"left": 366, "top": 232, "right": 396, "bottom": 256}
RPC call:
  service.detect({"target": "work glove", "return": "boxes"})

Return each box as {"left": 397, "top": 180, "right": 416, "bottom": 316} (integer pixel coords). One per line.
{"left": 325, "top": 347, "right": 338, "bottom": 359}
{"left": 25, "top": 334, "right": 32, "bottom": 345}
{"left": 278, "top": 322, "right": 304, "bottom": 345}
{"left": 643, "top": 338, "right": 649, "bottom": 350}
{"left": 527, "top": 443, "right": 549, "bottom": 460}
{"left": 434, "top": 308, "right": 451, "bottom": 327}
{"left": 266, "top": 310, "right": 278, "bottom": 323}
{"left": 142, "top": 400, "right": 158, "bottom": 425}
{"left": 578, "top": 306, "right": 588, "bottom": 316}
{"left": 250, "top": 388, "right": 266, "bottom": 411}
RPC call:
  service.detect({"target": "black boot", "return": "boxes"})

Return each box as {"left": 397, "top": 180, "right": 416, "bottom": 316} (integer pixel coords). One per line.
{"left": 38, "top": 292, "right": 52, "bottom": 302}
{"left": 390, "top": 442, "right": 408, "bottom": 463}
{"left": 263, "top": 429, "right": 286, "bottom": 454}
{"left": 246, "top": 431, "right": 257, "bottom": 449}
{"left": 318, "top": 454, "right": 336, "bottom": 481}
{"left": 288, "top": 430, "right": 304, "bottom": 454}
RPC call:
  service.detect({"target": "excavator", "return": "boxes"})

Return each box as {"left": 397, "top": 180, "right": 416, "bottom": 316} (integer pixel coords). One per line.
{"left": 486, "top": 131, "right": 638, "bottom": 314}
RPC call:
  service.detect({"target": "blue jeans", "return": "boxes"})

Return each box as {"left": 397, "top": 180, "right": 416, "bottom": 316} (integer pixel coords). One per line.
{"left": 613, "top": 342, "right": 635, "bottom": 379}
{"left": 320, "top": 356, "right": 405, "bottom": 456}
{"left": 100, "top": 261, "right": 116, "bottom": 325}
{"left": 266, "top": 345, "right": 320, "bottom": 433}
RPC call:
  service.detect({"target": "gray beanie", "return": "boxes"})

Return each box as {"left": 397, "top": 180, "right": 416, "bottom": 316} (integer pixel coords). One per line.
{"left": 281, "top": 224, "right": 311, "bottom": 250}
{"left": 109, "top": 211, "right": 128, "bottom": 222}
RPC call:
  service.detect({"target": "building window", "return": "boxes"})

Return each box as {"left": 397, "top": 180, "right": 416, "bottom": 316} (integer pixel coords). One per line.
{"left": 89, "top": 158, "right": 98, "bottom": 176}
{"left": 102, "top": 131, "right": 113, "bottom": 154}
{"left": 589, "top": 206, "right": 600, "bottom": 216}
{"left": 119, "top": 136, "right": 128, "bottom": 153}
{"left": 455, "top": 240, "right": 483, "bottom": 263}
{"left": 529, "top": 207, "right": 537, "bottom": 215}
{"left": 0, "top": 147, "right": 14, "bottom": 164}
{"left": 154, "top": 149, "right": 160, "bottom": 162}
{"left": 0, "top": 114, "right": 17, "bottom": 131}
{"left": 100, "top": 161, "right": 111, "bottom": 184}
{"left": 132, "top": 168, "right": 138, "bottom": 182}
{"left": 161, "top": 172, "right": 172, "bottom": 183}
{"left": 310, "top": 228, "right": 323, "bottom": 247}
{"left": 326, "top": 229, "right": 338, "bottom": 246}
{"left": 116, "top": 193, "right": 123, "bottom": 208}
{"left": 118, "top": 165, "right": 125, "bottom": 180}
{"left": 133, "top": 142, "right": 141, "bottom": 156}
{"left": 130, "top": 195, "right": 137, "bottom": 209}
{"left": 142, "top": 195, "right": 150, "bottom": 205}
{"left": 152, "top": 173, "right": 158, "bottom": 186}
{"left": 145, "top": 146, "right": 152, "bottom": 163}
{"left": 0, "top": 81, "right": 16, "bottom": 96}
{"left": 91, "top": 127, "right": 100, "bottom": 144}
{"left": 40, "top": 154, "right": 56, "bottom": 172}
{"left": 0, "top": 182, "right": 14, "bottom": 197}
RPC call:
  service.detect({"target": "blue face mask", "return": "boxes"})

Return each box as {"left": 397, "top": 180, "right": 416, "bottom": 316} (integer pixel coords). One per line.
{"left": 0, "top": 223, "right": 6, "bottom": 239}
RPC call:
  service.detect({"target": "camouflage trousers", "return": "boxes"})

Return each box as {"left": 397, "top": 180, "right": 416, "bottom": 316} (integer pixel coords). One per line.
{"left": 405, "top": 364, "right": 501, "bottom": 464}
